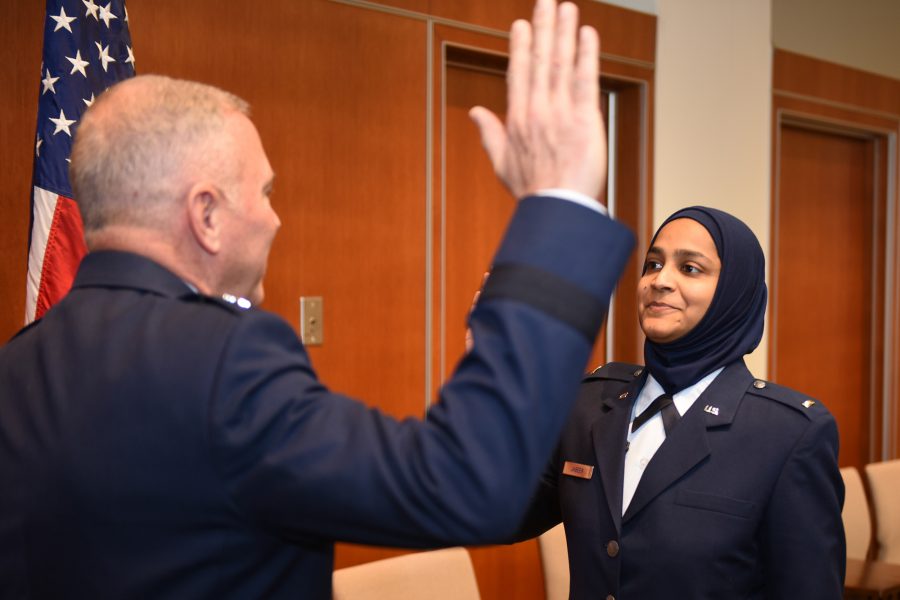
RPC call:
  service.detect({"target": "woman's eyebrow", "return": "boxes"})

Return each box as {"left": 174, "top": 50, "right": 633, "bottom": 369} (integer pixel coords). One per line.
{"left": 646, "top": 246, "right": 712, "bottom": 263}
{"left": 673, "top": 248, "right": 713, "bottom": 263}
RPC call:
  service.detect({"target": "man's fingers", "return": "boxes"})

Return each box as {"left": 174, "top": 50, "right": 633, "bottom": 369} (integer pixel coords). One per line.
{"left": 469, "top": 106, "right": 507, "bottom": 174}
{"left": 550, "top": 2, "right": 578, "bottom": 101}
{"left": 572, "top": 25, "right": 600, "bottom": 110}
{"left": 478, "top": 0, "right": 606, "bottom": 199}
{"left": 506, "top": 19, "right": 532, "bottom": 126}
{"left": 529, "top": 0, "right": 555, "bottom": 112}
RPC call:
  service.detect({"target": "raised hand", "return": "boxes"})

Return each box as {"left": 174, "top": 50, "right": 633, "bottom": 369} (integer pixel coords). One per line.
{"left": 469, "top": 0, "right": 607, "bottom": 201}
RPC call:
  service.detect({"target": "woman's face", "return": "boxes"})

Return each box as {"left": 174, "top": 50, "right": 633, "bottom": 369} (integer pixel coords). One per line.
{"left": 638, "top": 218, "right": 721, "bottom": 343}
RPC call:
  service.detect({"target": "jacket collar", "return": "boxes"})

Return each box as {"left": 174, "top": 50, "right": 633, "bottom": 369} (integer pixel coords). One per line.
{"left": 72, "top": 250, "right": 195, "bottom": 299}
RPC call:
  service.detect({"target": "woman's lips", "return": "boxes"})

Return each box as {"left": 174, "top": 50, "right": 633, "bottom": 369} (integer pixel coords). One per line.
{"left": 646, "top": 302, "right": 677, "bottom": 312}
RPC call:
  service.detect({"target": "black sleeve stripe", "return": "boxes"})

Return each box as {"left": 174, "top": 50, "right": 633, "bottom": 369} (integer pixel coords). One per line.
{"left": 479, "top": 263, "right": 607, "bottom": 343}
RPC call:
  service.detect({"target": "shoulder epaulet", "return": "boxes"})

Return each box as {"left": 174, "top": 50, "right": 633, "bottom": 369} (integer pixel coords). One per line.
{"left": 179, "top": 292, "right": 253, "bottom": 315}
{"left": 584, "top": 361, "right": 644, "bottom": 383}
{"left": 746, "top": 378, "right": 827, "bottom": 420}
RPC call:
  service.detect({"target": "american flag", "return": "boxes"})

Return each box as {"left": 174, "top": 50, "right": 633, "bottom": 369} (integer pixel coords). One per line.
{"left": 27, "top": 0, "right": 135, "bottom": 323}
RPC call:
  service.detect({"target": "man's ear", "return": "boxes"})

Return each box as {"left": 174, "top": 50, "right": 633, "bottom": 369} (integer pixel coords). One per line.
{"left": 186, "top": 183, "right": 225, "bottom": 254}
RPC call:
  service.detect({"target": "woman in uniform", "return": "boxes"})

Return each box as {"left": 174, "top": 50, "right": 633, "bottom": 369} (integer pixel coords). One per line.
{"left": 516, "top": 206, "right": 845, "bottom": 599}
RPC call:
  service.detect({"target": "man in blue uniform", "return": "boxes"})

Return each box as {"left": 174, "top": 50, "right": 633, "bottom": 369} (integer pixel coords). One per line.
{"left": 0, "top": 1, "right": 634, "bottom": 597}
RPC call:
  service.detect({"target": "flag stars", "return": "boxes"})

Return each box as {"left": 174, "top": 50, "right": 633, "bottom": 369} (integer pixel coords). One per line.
{"left": 50, "top": 109, "right": 77, "bottom": 137}
{"left": 84, "top": 93, "right": 96, "bottom": 107}
{"left": 125, "top": 45, "right": 135, "bottom": 67}
{"left": 95, "top": 42, "right": 116, "bottom": 72}
{"left": 67, "top": 50, "right": 90, "bottom": 77}
{"left": 51, "top": 6, "right": 77, "bottom": 33}
{"left": 41, "top": 68, "right": 60, "bottom": 94}
{"left": 98, "top": 2, "right": 118, "bottom": 28}
{"left": 83, "top": 0, "right": 99, "bottom": 20}
{"left": 36, "top": 136, "right": 43, "bottom": 157}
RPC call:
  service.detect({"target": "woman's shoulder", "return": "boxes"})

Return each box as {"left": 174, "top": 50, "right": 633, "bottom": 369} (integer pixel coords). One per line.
{"left": 583, "top": 361, "right": 644, "bottom": 383}
{"left": 742, "top": 377, "right": 832, "bottom": 422}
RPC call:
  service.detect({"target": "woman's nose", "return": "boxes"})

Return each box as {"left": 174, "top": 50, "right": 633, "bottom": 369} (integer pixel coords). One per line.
{"left": 651, "top": 265, "right": 675, "bottom": 291}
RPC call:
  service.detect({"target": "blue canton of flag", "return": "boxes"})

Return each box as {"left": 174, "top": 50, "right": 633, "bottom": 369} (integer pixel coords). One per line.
{"left": 35, "top": 0, "right": 135, "bottom": 197}
{"left": 27, "top": 0, "right": 135, "bottom": 323}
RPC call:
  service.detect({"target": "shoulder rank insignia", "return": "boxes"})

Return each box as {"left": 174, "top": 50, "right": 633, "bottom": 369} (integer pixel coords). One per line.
{"left": 221, "top": 294, "right": 252, "bottom": 309}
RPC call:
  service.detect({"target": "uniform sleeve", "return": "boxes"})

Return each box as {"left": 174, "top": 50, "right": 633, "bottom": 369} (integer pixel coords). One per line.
{"left": 208, "top": 198, "right": 633, "bottom": 548}
{"left": 762, "top": 412, "right": 846, "bottom": 599}
{"left": 511, "top": 452, "right": 564, "bottom": 542}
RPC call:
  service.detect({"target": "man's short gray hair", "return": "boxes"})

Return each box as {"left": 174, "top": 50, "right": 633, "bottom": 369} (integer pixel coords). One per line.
{"left": 70, "top": 74, "right": 250, "bottom": 233}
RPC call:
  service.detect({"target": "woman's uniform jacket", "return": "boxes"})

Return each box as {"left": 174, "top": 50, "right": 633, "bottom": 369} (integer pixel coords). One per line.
{"left": 0, "top": 197, "right": 633, "bottom": 599}
{"left": 517, "top": 360, "right": 846, "bottom": 600}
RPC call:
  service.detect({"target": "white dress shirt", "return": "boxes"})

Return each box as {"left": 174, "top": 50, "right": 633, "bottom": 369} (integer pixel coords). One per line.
{"left": 536, "top": 188, "right": 608, "bottom": 215}
{"left": 621, "top": 367, "right": 724, "bottom": 514}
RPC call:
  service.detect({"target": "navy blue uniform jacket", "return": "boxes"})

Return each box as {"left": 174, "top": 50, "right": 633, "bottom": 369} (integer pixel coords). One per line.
{"left": 0, "top": 197, "right": 633, "bottom": 599}
{"left": 517, "top": 361, "right": 846, "bottom": 599}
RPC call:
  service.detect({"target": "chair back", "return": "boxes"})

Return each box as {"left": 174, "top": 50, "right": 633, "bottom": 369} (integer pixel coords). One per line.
{"left": 865, "top": 459, "right": 900, "bottom": 564}
{"left": 538, "top": 523, "right": 569, "bottom": 600}
{"left": 840, "top": 466, "right": 872, "bottom": 560}
{"left": 332, "top": 547, "right": 480, "bottom": 600}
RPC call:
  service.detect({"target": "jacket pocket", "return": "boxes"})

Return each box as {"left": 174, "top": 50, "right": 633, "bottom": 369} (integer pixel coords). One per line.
{"left": 675, "top": 488, "right": 755, "bottom": 519}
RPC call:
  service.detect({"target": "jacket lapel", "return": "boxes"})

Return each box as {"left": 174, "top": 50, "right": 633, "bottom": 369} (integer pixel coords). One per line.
{"left": 622, "top": 361, "right": 753, "bottom": 523}
{"left": 591, "top": 371, "right": 646, "bottom": 534}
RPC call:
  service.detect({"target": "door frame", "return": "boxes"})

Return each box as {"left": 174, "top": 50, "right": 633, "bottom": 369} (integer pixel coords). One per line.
{"left": 770, "top": 49, "right": 900, "bottom": 460}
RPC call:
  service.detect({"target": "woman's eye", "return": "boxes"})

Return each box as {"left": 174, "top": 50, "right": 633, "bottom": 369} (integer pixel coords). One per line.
{"left": 681, "top": 264, "right": 700, "bottom": 274}
{"left": 642, "top": 260, "right": 662, "bottom": 274}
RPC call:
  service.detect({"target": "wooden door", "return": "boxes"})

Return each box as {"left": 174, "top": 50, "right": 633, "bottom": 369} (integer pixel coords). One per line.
{"left": 771, "top": 122, "right": 883, "bottom": 469}
{"left": 771, "top": 49, "right": 900, "bottom": 468}
{"left": 435, "top": 27, "right": 652, "bottom": 600}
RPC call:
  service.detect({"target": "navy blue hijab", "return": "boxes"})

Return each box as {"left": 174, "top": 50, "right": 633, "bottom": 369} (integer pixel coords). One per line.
{"left": 642, "top": 206, "right": 767, "bottom": 394}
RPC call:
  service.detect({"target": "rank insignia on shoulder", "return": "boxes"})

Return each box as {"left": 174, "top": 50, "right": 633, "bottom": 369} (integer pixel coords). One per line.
{"left": 802, "top": 399, "right": 816, "bottom": 408}
{"left": 221, "top": 294, "right": 252, "bottom": 309}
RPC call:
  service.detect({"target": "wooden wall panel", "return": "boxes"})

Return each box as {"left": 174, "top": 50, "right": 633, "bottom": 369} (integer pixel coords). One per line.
{"left": 0, "top": 1, "right": 44, "bottom": 341}
{"left": 431, "top": 0, "right": 656, "bottom": 65}
{"left": 774, "top": 50, "right": 900, "bottom": 119}
{"left": 129, "top": 0, "right": 429, "bottom": 418}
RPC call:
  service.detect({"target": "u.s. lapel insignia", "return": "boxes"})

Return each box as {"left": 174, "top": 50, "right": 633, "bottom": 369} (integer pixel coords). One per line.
{"left": 703, "top": 404, "right": 720, "bottom": 416}
{"left": 562, "top": 461, "right": 594, "bottom": 480}
{"left": 802, "top": 400, "right": 816, "bottom": 408}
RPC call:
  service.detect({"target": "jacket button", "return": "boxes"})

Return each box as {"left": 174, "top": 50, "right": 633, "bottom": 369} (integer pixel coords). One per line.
{"left": 753, "top": 379, "right": 766, "bottom": 389}
{"left": 606, "top": 540, "right": 619, "bottom": 557}
{"left": 606, "top": 595, "right": 616, "bottom": 600}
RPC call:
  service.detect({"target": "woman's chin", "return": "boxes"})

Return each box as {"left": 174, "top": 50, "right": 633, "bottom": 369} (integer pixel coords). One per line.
{"left": 641, "top": 323, "right": 684, "bottom": 345}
